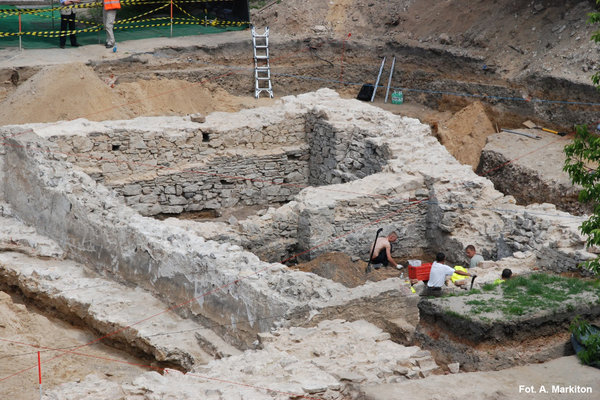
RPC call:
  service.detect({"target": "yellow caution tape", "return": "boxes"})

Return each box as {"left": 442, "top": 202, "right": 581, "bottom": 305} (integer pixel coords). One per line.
{"left": 25, "top": 26, "right": 102, "bottom": 38}
{"left": 0, "top": 0, "right": 232, "bottom": 15}
{"left": 116, "top": 3, "right": 170, "bottom": 24}
{"left": 0, "top": 15, "right": 247, "bottom": 38}
{"left": 173, "top": 1, "right": 199, "bottom": 21}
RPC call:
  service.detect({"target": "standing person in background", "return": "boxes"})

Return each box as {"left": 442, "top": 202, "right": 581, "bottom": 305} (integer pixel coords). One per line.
{"left": 103, "top": 0, "right": 121, "bottom": 48}
{"left": 59, "top": 0, "right": 81, "bottom": 48}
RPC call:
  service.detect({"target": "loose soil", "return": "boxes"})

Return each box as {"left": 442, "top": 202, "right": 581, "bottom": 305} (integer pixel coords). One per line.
{"left": 0, "top": 290, "right": 146, "bottom": 399}
{"left": 0, "top": 63, "right": 276, "bottom": 126}
{"left": 435, "top": 101, "right": 496, "bottom": 170}
{"left": 294, "top": 251, "right": 406, "bottom": 288}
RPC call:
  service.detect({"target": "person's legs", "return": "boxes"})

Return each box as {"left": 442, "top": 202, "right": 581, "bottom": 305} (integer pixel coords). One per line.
{"left": 68, "top": 13, "right": 78, "bottom": 46}
{"left": 371, "top": 250, "right": 388, "bottom": 267}
{"left": 420, "top": 286, "right": 442, "bottom": 297}
{"left": 59, "top": 15, "right": 68, "bottom": 47}
{"left": 104, "top": 9, "right": 116, "bottom": 47}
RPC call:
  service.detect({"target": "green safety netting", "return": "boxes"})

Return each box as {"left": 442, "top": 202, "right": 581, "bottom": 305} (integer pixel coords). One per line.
{"left": 0, "top": 1, "right": 248, "bottom": 49}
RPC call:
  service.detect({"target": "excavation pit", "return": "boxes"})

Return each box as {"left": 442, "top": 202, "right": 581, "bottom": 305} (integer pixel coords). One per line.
{"left": 1, "top": 90, "right": 598, "bottom": 384}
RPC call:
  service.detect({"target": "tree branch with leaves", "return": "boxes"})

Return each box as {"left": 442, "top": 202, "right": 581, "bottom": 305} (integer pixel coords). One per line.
{"left": 563, "top": 1, "right": 600, "bottom": 275}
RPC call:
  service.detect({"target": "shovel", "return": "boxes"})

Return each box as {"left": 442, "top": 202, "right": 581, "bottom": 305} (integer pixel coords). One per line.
{"left": 501, "top": 128, "right": 541, "bottom": 140}
{"left": 469, "top": 275, "right": 477, "bottom": 290}
{"left": 522, "top": 120, "right": 567, "bottom": 136}
{"left": 365, "top": 228, "right": 383, "bottom": 274}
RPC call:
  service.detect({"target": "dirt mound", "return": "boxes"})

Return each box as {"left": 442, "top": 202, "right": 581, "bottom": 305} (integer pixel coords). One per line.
{"left": 115, "top": 79, "right": 244, "bottom": 118}
{"left": 0, "top": 63, "right": 265, "bottom": 126}
{"left": 294, "top": 252, "right": 405, "bottom": 288}
{"left": 435, "top": 101, "right": 495, "bottom": 170}
{"left": 0, "top": 63, "right": 121, "bottom": 125}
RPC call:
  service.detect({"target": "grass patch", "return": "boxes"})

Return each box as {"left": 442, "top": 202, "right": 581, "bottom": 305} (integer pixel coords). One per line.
{"left": 482, "top": 283, "right": 497, "bottom": 291}
{"left": 445, "top": 273, "right": 600, "bottom": 320}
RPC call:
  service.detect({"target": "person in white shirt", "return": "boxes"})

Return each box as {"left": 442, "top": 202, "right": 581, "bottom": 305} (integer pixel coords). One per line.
{"left": 423, "top": 252, "right": 471, "bottom": 296}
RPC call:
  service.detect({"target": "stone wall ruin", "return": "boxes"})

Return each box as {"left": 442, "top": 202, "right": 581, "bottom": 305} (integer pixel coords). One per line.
{"left": 0, "top": 89, "right": 596, "bottom": 353}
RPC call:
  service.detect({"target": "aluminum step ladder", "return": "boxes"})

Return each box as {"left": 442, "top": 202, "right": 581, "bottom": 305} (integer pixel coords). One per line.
{"left": 252, "top": 26, "right": 273, "bottom": 99}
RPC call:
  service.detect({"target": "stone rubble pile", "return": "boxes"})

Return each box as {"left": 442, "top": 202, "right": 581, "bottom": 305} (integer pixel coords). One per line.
{"left": 43, "top": 319, "right": 440, "bottom": 400}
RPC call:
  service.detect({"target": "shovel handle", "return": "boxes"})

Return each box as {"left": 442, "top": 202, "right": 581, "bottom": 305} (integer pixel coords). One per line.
{"left": 541, "top": 128, "right": 567, "bottom": 136}
{"left": 469, "top": 275, "right": 477, "bottom": 290}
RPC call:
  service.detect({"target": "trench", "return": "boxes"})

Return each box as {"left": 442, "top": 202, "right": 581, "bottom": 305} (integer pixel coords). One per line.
{"left": 84, "top": 39, "right": 600, "bottom": 129}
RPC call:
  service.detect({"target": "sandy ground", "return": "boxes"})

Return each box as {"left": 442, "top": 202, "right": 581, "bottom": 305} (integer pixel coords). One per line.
{"left": 0, "top": 290, "right": 146, "bottom": 400}
{"left": 435, "top": 101, "right": 496, "bottom": 170}
{"left": 363, "top": 355, "right": 599, "bottom": 400}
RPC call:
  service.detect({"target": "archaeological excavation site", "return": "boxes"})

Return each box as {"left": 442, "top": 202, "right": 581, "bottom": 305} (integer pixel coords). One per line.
{"left": 1, "top": 0, "right": 600, "bottom": 399}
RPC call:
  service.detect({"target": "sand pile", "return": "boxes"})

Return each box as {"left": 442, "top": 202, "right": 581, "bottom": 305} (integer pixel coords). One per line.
{"left": 0, "top": 63, "right": 258, "bottom": 126}
{"left": 115, "top": 79, "right": 243, "bottom": 118}
{"left": 0, "top": 63, "right": 120, "bottom": 125}
{"left": 435, "top": 101, "right": 495, "bottom": 170}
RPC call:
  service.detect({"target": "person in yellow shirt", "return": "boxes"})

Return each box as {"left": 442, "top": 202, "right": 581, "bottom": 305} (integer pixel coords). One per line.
{"left": 494, "top": 268, "right": 513, "bottom": 285}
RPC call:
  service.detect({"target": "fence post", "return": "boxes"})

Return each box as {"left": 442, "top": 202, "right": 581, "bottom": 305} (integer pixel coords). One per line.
{"left": 170, "top": 0, "right": 173, "bottom": 37}
{"left": 18, "top": 11, "right": 22, "bottom": 51}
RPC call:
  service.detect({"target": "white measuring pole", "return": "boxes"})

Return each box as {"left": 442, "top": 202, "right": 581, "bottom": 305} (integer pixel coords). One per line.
{"left": 384, "top": 56, "right": 396, "bottom": 103}
{"left": 371, "top": 57, "right": 386, "bottom": 102}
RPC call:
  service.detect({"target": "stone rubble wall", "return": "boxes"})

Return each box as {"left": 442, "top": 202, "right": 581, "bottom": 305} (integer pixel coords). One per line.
{"left": 0, "top": 128, "right": 418, "bottom": 349}
{"left": 498, "top": 204, "right": 595, "bottom": 272}
{"left": 43, "top": 104, "right": 393, "bottom": 218}
{"left": 111, "top": 148, "right": 309, "bottom": 216}
{"left": 46, "top": 113, "right": 307, "bottom": 182}
{"left": 43, "top": 114, "right": 310, "bottom": 216}
{"left": 425, "top": 178, "right": 595, "bottom": 273}
{"left": 306, "top": 113, "right": 388, "bottom": 185}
